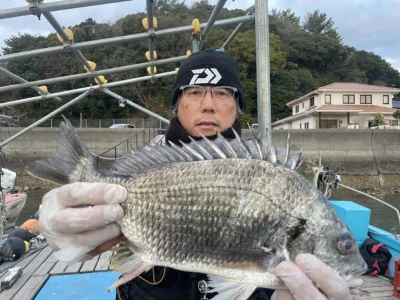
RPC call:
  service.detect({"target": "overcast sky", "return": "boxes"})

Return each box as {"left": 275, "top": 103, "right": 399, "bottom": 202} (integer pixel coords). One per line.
{"left": 1, "top": 0, "right": 400, "bottom": 71}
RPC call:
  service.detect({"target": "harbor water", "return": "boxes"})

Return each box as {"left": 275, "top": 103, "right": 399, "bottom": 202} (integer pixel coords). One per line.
{"left": 330, "top": 188, "right": 400, "bottom": 234}
{"left": 16, "top": 186, "right": 400, "bottom": 234}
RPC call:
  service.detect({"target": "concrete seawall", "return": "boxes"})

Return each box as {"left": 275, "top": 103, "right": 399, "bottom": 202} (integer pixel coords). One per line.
{"left": 265, "top": 129, "right": 400, "bottom": 191}
{"left": 1, "top": 127, "right": 399, "bottom": 191}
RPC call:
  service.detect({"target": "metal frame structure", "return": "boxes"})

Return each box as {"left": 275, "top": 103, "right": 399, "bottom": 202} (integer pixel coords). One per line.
{"left": 0, "top": 0, "right": 271, "bottom": 149}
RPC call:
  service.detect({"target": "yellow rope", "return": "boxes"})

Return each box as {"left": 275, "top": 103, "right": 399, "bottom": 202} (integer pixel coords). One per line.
{"left": 138, "top": 267, "right": 167, "bottom": 285}
{"left": 116, "top": 266, "right": 167, "bottom": 298}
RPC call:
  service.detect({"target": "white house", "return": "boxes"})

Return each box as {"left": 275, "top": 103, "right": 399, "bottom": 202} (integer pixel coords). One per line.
{"left": 272, "top": 82, "right": 400, "bottom": 129}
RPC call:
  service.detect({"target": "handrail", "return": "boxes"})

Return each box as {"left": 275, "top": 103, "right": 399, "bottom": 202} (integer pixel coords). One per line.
{"left": 95, "top": 128, "right": 156, "bottom": 169}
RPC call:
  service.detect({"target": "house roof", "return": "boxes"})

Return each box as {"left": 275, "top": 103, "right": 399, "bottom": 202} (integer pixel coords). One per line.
{"left": 272, "top": 104, "right": 396, "bottom": 126}
{"left": 315, "top": 104, "right": 397, "bottom": 113}
{"left": 318, "top": 82, "right": 400, "bottom": 92}
{"left": 286, "top": 82, "right": 400, "bottom": 106}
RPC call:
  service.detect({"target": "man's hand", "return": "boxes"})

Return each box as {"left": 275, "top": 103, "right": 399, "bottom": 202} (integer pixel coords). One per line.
{"left": 39, "top": 182, "right": 127, "bottom": 261}
{"left": 272, "top": 254, "right": 355, "bottom": 300}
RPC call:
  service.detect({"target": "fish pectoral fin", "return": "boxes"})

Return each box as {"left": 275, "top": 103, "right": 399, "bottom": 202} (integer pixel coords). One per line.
{"left": 207, "top": 274, "right": 257, "bottom": 300}
{"left": 108, "top": 243, "right": 153, "bottom": 290}
{"left": 107, "top": 262, "right": 153, "bottom": 291}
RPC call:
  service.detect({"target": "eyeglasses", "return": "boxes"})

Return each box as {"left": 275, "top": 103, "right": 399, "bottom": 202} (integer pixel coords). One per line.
{"left": 179, "top": 85, "right": 237, "bottom": 102}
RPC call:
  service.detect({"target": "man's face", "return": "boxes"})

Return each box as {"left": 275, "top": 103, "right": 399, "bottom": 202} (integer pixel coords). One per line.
{"left": 177, "top": 85, "right": 237, "bottom": 137}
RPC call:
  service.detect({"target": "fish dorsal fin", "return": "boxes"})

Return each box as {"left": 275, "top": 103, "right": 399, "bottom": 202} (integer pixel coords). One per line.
{"left": 112, "top": 128, "right": 301, "bottom": 175}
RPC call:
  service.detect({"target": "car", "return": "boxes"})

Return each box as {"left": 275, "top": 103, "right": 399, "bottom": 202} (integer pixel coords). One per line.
{"left": 109, "top": 124, "right": 136, "bottom": 129}
{"left": 250, "top": 123, "right": 258, "bottom": 130}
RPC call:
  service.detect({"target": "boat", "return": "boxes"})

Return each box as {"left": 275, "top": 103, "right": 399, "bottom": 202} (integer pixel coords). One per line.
{"left": 0, "top": 168, "right": 27, "bottom": 231}
{"left": 313, "top": 159, "right": 400, "bottom": 282}
{"left": 4, "top": 192, "right": 28, "bottom": 230}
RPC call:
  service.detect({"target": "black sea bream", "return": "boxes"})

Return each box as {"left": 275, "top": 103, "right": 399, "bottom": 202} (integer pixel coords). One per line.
{"left": 27, "top": 120, "right": 367, "bottom": 299}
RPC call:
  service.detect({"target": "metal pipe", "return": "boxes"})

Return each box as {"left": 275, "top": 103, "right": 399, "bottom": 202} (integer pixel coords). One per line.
{"left": 101, "top": 89, "right": 170, "bottom": 125}
{"left": 198, "top": 0, "right": 227, "bottom": 49}
{"left": 255, "top": 0, "right": 271, "bottom": 137}
{"left": 40, "top": 11, "right": 104, "bottom": 83}
{"left": 145, "top": 0, "right": 156, "bottom": 76}
{"left": 0, "top": 91, "right": 91, "bottom": 149}
{"left": 0, "top": 115, "right": 12, "bottom": 120}
{"left": 0, "top": 0, "right": 132, "bottom": 19}
{"left": 221, "top": 6, "right": 255, "bottom": 50}
{"left": 0, "top": 56, "right": 186, "bottom": 93}
{"left": 0, "top": 71, "right": 177, "bottom": 108}
{"left": 0, "top": 16, "right": 254, "bottom": 63}
{"left": 0, "top": 67, "right": 62, "bottom": 101}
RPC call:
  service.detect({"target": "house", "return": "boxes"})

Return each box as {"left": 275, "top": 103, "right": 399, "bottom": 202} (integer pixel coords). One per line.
{"left": 272, "top": 82, "right": 400, "bottom": 129}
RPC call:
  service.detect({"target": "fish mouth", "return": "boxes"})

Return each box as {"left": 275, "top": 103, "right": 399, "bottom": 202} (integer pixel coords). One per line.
{"left": 342, "top": 261, "right": 368, "bottom": 281}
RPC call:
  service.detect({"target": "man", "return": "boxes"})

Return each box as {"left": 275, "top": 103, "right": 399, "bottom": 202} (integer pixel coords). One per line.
{"left": 39, "top": 49, "right": 351, "bottom": 299}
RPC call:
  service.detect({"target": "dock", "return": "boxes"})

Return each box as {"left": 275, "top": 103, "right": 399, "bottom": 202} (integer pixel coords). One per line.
{"left": 0, "top": 243, "right": 398, "bottom": 299}
{"left": 0, "top": 243, "right": 114, "bottom": 300}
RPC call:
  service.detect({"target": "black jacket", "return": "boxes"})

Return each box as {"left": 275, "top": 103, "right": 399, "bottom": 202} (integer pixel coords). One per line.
{"left": 117, "top": 117, "right": 274, "bottom": 300}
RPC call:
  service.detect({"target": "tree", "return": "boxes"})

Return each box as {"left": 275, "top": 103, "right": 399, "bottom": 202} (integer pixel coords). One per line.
{"left": 2, "top": 3, "right": 400, "bottom": 124}
{"left": 303, "top": 10, "right": 342, "bottom": 42}
{"left": 393, "top": 110, "right": 400, "bottom": 120}
{"left": 269, "top": 9, "right": 302, "bottom": 42}
{"left": 372, "top": 112, "right": 386, "bottom": 126}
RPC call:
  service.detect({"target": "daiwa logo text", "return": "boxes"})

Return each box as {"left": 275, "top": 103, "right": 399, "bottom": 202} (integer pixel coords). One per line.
{"left": 189, "top": 68, "right": 222, "bottom": 85}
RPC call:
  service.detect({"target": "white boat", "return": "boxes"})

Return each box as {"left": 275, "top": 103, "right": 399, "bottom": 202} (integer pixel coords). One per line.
{"left": 5, "top": 192, "right": 28, "bottom": 230}
{"left": 0, "top": 168, "right": 27, "bottom": 230}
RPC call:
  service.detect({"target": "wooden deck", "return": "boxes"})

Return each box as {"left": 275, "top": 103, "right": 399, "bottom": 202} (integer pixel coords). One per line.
{"left": 0, "top": 244, "right": 113, "bottom": 300}
{"left": 0, "top": 243, "right": 398, "bottom": 299}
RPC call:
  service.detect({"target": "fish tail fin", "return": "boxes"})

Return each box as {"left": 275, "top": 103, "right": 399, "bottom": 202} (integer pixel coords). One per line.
{"left": 26, "top": 117, "right": 94, "bottom": 185}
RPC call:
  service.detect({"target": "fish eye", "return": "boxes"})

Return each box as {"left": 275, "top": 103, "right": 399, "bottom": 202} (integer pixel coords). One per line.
{"left": 337, "top": 239, "right": 356, "bottom": 255}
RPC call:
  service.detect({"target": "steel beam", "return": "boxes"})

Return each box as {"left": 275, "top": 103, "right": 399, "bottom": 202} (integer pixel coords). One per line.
{"left": 0, "top": 0, "right": 132, "bottom": 19}
{"left": 0, "top": 16, "right": 254, "bottom": 63}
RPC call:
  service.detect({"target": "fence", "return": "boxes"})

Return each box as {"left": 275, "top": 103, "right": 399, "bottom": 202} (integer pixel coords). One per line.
{"left": 6, "top": 118, "right": 167, "bottom": 129}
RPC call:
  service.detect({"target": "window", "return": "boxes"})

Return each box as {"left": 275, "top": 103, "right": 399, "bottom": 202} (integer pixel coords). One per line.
{"left": 305, "top": 122, "right": 309, "bottom": 129}
{"left": 383, "top": 95, "right": 389, "bottom": 104}
{"left": 295, "top": 105, "right": 299, "bottom": 113}
{"left": 299, "top": 123, "right": 302, "bottom": 129}
{"left": 343, "top": 95, "right": 355, "bottom": 104}
{"left": 360, "top": 95, "right": 372, "bottom": 104}
{"left": 302, "top": 102, "right": 304, "bottom": 108}
{"left": 310, "top": 97, "right": 314, "bottom": 107}
{"left": 325, "top": 94, "right": 331, "bottom": 104}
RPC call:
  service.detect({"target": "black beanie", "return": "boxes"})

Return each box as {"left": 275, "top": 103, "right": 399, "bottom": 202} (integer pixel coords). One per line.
{"left": 171, "top": 49, "right": 244, "bottom": 110}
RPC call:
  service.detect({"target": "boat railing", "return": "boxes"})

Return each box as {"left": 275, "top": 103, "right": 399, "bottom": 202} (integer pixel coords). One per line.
{"left": 313, "top": 160, "right": 400, "bottom": 238}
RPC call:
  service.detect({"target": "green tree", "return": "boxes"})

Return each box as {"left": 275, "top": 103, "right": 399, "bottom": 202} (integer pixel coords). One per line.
{"left": 372, "top": 112, "right": 386, "bottom": 126}
{"left": 269, "top": 9, "right": 302, "bottom": 42}
{"left": 303, "top": 10, "right": 342, "bottom": 42}
{"left": 2, "top": 3, "right": 400, "bottom": 125}
{"left": 393, "top": 110, "right": 400, "bottom": 120}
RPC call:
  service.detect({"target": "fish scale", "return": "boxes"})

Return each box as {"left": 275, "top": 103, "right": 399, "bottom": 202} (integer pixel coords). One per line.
{"left": 27, "top": 119, "right": 367, "bottom": 299}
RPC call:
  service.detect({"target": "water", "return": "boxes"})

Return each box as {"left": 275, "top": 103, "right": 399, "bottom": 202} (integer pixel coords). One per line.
{"left": 15, "top": 188, "right": 48, "bottom": 225}
{"left": 330, "top": 187, "right": 400, "bottom": 234}
{"left": 16, "top": 186, "right": 400, "bottom": 234}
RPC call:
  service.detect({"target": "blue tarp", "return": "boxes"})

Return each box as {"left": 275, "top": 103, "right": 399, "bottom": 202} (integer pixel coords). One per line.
{"left": 35, "top": 271, "right": 120, "bottom": 300}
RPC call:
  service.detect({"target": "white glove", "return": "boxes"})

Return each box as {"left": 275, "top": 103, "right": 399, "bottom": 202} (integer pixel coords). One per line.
{"left": 272, "top": 254, "right": 358, "bottom": 300}
{"left": 39, "top": 182, "right": 126, "bottom": 262}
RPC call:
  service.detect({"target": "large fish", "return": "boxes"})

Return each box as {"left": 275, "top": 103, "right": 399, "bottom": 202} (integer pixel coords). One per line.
{"left": 27, "top": 120, "right": 367, "bottom": 299}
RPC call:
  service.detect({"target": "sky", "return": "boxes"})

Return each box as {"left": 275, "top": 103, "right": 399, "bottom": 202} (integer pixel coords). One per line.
{"left": 1, "top": 0, "right": 400, "bottom": 71}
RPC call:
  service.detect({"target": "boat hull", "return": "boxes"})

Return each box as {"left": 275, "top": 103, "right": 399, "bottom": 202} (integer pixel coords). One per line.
{"left": 5, "top": 192, "right": 27, "bottom": 229}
